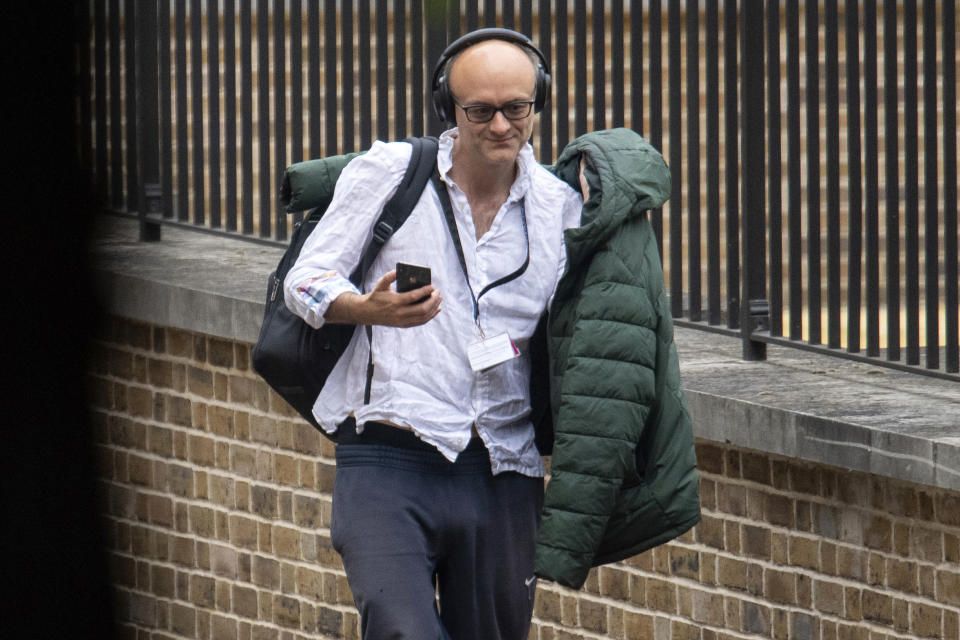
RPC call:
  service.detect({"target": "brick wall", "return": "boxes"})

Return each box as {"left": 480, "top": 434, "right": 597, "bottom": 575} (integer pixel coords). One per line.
{"left": 89, "top": 316, "right": 960, "bottom": 640}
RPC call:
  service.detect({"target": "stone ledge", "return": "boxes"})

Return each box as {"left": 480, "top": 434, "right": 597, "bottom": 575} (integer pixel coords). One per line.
{"left": 91, "top": 216, "right": 960, "bottom": 491}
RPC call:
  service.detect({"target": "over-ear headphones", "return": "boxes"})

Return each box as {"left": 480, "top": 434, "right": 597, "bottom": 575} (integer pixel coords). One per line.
{"left": 431, "top": 27, "right": 551, "bottom": 124}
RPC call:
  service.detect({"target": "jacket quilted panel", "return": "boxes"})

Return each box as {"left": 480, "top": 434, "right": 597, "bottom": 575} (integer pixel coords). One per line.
{"left": 536, "top": 128, "right": 701, "bottom": 589}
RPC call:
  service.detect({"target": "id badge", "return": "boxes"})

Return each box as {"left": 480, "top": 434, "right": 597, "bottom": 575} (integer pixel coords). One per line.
{"left": 467, "top": 332, "right": 520, "bottom": 372}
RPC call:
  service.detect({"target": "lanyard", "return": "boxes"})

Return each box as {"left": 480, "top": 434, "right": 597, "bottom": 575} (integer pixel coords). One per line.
{"left": 431, "top": 173, "right": 530, "bottom": 336}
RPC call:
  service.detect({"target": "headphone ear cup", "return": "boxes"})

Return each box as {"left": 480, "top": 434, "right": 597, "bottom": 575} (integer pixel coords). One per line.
{"left": 534, "top": 67, "right": 551, "bottom": 113}
{"left": 432, "top": 73, "right": 451, "bottom": 123}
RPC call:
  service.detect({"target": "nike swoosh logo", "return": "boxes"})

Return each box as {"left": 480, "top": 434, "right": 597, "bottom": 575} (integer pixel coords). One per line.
{"left": 524, "top": 576, "right": 537, "bottom": 587}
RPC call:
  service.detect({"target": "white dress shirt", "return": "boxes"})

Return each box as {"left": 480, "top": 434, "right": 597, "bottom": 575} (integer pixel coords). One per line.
{"left": 284, "top": 129, "right": 582, "bottom": 476}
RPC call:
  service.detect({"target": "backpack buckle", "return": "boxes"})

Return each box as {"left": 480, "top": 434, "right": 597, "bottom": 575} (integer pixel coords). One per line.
{"left": 372, "top": 220, "right": 394, "bottom": 244}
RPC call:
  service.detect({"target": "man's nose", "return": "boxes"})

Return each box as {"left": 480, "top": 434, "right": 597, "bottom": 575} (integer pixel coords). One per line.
{"left": 488, "top": 109, "right": 512, "bottom": 132}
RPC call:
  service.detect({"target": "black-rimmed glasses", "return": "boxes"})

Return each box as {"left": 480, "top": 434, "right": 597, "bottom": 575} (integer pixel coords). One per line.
{"left": 453, "top": 99, "right": 535, "bottom": 123}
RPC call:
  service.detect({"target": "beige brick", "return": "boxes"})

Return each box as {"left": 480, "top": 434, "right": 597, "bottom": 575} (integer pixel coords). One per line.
{"left": 938, "top": 568, "right": 960, "bottom": 606}
{"left": 212, "top": 614, "right": 238, "bottom": 640}
{"left": 844, "top": 587, "right": 862, "bottom": 621}
{"left": 275, "top": 454, "right": 300, "bottom": 486}
{"left": 861, "top": 589, "right": 892, "bottom": 624}
{"left": 170, "top": 603, "right": 196, "bottom": 637}
{"left": 252, "top": 555, "right": 279, "bottom": 589}
{"left": 294, "top": 494, "right": 323, "bottom": 529}
{"left": 742, "top": 524, "right": 771, "bottom": 560}
{"left": 623, "top": 611, "right": 654, "bottom": 640}
{"left": 208, "top": 338, "right": 235, "bottom": 368}
{"left": 700, "top": 477, "right": 718, "bottom": 511}
{"left": 789, "top": 536, "right": 820, "bottom": 571}
{"left": 645, "top": 577, "right": 676, "bottom": 613}
{"left": 718, "top": 483, "right": 747, "bottom": 517}
{"left": 215, "top": 580, "right": 231, "bottom": 612}
{"left": 273, "top": 594, "right": 300, "bottom": 629}
{"left": 251, "top": 485, "right": 278, "bottom": 519}
{"left": 188, "top": 434, "right": 215, "bottom": 466}
{"left": 864, "top": 515, "right": 893, "bottom": 552}
{"left": 912, "top": 602, "right": 943, "bottom": 639}
{"left": 814, "top": 580, "right": 844, "bottom": 616}
{"left": 765, "top": 569, "right": 796, "bottom": 605}
{"left": 886, "top": 557, "right": 918, "bottom": 593}
{"left": 230, "top": 515, "right": 259, "bottom": 550}
{"left": 233, "top": 585, "right": 258, "bottom": 619}
{"left": 578, "top": 599, "right": 607, "bottom": 633}
{"left": 209, "top": 474, "right": 236, "bottom": 509}
{"left": 210, "top": 544, "right": 238, "bottom": 579}
{"left": 273, "top": 526, "right": 301, "bottom": 560}
{"left": 772, "top": 532, "right": 788, "bottom": 565}
{"left": 690, "top": 589, "right": 725, "bottom": 627}
{"left": 696, "top": 514, "right": 725, "bottom": 549}
{"left": 190, "top": 574, "right": 215, "bottom": 609}
{"left": 669, "top": 548, "right": 700, "bottom": 580}
{"left": 718, "top": 556, "right": 748, "bottom": 591}
{"left": 945, "top": 609, "right": 960, "bottom": 640}
{"left": 187, "top": 366, "right": 214, "bottom": 398}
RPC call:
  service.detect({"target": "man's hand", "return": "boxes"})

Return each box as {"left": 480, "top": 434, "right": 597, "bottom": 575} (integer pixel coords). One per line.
{"left": 323, "top": 270, "right": 442, "bottom": 327}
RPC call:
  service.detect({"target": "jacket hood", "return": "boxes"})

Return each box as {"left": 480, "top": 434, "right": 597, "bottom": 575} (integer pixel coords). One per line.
{"left": 552, "top": 128, "right": 671, "bottom": 271}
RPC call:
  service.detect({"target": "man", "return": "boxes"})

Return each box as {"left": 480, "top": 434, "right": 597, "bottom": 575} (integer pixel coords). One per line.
{"left": 284, "top": 29, "right": 582, "bottom": 640}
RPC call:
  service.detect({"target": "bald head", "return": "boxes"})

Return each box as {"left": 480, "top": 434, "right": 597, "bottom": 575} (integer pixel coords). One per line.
{"left": 446, "top": 39, "right": 538, "bottom": 108}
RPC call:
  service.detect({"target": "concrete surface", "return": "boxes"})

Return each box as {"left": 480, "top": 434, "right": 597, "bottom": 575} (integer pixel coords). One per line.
{"left": 91, "top": 215, "right": 960, "bottom": 491}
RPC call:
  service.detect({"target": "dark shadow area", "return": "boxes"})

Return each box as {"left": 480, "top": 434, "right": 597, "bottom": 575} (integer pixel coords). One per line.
{"left": 1, "top": 3, "right": 116, "bottom": 639}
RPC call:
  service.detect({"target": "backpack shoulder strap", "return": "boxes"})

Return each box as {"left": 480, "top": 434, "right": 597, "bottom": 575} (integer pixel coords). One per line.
{"left": 351, "top": 136, "right": 440, "bottom": 287}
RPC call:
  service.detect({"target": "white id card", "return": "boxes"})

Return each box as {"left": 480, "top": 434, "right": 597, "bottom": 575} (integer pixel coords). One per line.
{"left": 467, "top": 332, "right": 520, "bottom": 372}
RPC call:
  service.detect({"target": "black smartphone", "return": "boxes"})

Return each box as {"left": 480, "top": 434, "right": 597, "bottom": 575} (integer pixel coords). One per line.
{"left": 396, "top": 262, "right": 431, "bottom": 293}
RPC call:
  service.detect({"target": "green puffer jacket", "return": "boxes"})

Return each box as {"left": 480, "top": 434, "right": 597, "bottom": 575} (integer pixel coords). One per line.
{"left": 535, "top": 128, "right": 701, "bottom": 589}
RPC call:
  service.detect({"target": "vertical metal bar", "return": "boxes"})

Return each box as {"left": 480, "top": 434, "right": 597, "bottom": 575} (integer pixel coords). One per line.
{"left": 394, "top": 0, "right": 407, "bottom": 139}
{"left": 786, "top": 0, "right": 802, "bottom": 340}
{"left": 376, "top": 0, "right": 389, "bottom": 141}
{"left": 308, "top": 0, "right": 322, "bottom": 156}
{"left": 324, "top": 0, "right": 337, "bottom": 153}
{"left": 944, "top": 0, "right": 959, "bottom": 373}
{"left": 223, "top": 0, "right": 238, "bottom": 229}
{"left": 484, "top": 0, "right": 496, "bottom": 27}
{"left": 538, "top": 0, "right": 554, "bottom": 161}
{"left": 358, "top": 2, "right": 372, "bottom": 148}
{"left": 424, "top": 0, "right": 445, "bottom": 137}
{"left": 882, "top": 0, "right": 900, "bottom": 361}
{"left": 274, "top": 0, "right": 288, "bottom": 238}
{"left": 611, "top": 0, "right": 624, "bottom": 129}
{"left": 520, "top": 1, "right": 532, "bottom": 36}
{"left": 410, "top": 0, "right": 424, "bottom": 136}
{"left": 175, "top": 0, "right": 189, "bottom": 220}
{"left": 190, "top": 0, "right": 205, "bottom": 225}
{"left": 706, "top": 0, "right": 720, "bottom": 325}
{"left": 574, "top": 0, "right": 588, "bottom": 136}
{"left": 825, "top": 0, "right": 840, "bottom": 349}
{"left": 863, "top": 0, "right": 879, "bottom": 356}
{"left": 208, "top": 0, "right": 222, "bottom": 229}
{"left": 240, "top": 0, "right": 254, "bottom": 233}
{"left": 95, "top": 0, "right": 108, "bottom": 204}
{"left": 685, "top": 0, "right": 701, "bottom": 321}
{"left": 124, "top": 0, "right": 139, "bottom": 213}
{"left": 448, "top": 0, "right": 461, "bottom": 42}
{"left": 805, "top": 0, "right": 821, "bottom": 344}
{"left": 466, "top": 0, "right": 478, "bottom": 32}
{"left": 290, "top": 0, "right": 304, "bottom": 163}
{"left": 629, "top": 0, "right": 643, "bottom": 136}
{"left": 649, "top": 0, "right": 663, "bottom": 253}
{"left": 846, "top": 0, "right": 863, "bottom": 353}
{"left": 257, "top": 0, "right": 271, "bottom": 236}
{"left": 554, "top": 0, "right": 570, "bottom": 150}
{"left": 342, "top": 0, "right": 355, "bottom": 150}
{"left": 723, "top": 0, "right": 739, "bottom": 327}
{"left": 110, "top": 0, "right": 123, "bottom": 208}
{"left": 921, "top": 0, "right": 938, "bottom": 369}
{"left": 668, "top": 0, "right": 682, "bottom": 317}
{"left": 502, "top": 0, "right": 515, "bottom": 28}
{"left": 740, "top": 0, "right": 766, "bottom": 361}
{"left": 767, "top": 0, "right": 782, "bottom": 337}
{"left": 592, "top": 0, "right": 606, "bottom": 131}
{"left": 135, "top": 0, "right": 162, "bottom": 241}
{"left": 902, "top": 0, "right": 919, "bottom": 364}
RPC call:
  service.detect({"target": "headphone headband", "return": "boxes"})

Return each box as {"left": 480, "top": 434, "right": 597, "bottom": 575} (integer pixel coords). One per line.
{"left": 431, "top": 28, "right": 551, "bottom": 124}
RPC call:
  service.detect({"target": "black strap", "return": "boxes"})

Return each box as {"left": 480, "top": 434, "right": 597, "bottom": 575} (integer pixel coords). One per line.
{"left": 355, "top": 136, "right": 439, "bottom": 403}
{"left": 430, "top": 172, "right": 530, "bottom": 332}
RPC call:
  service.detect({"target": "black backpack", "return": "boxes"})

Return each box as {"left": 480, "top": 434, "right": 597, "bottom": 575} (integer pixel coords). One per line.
{"left": 252, "top": 137, "right": 439, "bottom": 439}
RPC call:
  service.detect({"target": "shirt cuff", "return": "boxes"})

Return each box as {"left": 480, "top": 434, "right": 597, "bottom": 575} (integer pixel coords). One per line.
{"left": 292, "top": 270, "right": 360, "bottom": 328}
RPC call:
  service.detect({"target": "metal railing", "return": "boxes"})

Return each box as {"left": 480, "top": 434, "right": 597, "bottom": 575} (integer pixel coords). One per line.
{"left": 79, "top": 0, "right": 959, "bottom": 380}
